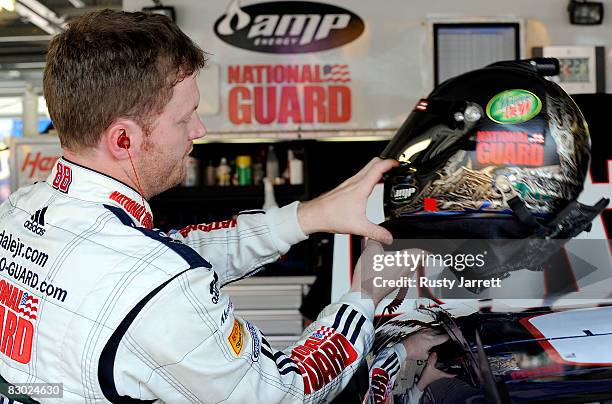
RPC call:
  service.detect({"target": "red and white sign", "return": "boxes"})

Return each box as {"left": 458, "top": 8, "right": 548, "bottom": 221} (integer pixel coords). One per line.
{"left": 10, "top": 137, "right": 62, "bottom": 193}
{"left": 227, "top": 63, "right": 352, "bottom": 125}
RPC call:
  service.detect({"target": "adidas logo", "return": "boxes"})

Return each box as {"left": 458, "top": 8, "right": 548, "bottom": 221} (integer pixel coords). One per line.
{"left": 23, "top": 207, "right": 47, "bottom": 236}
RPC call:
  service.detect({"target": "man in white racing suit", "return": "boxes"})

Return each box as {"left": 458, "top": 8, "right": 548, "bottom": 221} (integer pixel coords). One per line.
{"left": 0, "top": 9, "right": 443, "bottom": 404}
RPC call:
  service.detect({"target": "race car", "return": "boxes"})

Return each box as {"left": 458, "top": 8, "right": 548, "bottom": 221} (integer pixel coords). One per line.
{"left": 375, "top": 301, "right": 612, "bottom": 404}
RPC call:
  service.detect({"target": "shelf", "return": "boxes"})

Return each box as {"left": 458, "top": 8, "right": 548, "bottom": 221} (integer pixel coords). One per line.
{"left": 194, "top": 129, "right": 394, "bottom": 143}
{"left": 152, "top": 184, "right": 307, "bottom": 203}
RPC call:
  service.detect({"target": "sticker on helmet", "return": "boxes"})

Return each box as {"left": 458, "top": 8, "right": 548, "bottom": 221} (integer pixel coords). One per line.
{"left": 486, "top": 89, "right": 542, "bottom": 124}
{"left": 391, "top": 184, "right": 417, "bottom": 202}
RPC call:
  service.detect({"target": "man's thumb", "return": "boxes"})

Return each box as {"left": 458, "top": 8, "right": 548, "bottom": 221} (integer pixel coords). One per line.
{"left": 363, "top": 222, "right": 393, "bottom": 245}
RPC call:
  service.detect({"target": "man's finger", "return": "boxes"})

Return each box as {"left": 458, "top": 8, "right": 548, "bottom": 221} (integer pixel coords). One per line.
{"left": 361, "top": 222, "right": 393, "bottom": 245}
{"left": 359, "top": 157, "right": 383, "bottom": 176}
{"left": 364, "top": 158, "right": 399, "bottom": 185}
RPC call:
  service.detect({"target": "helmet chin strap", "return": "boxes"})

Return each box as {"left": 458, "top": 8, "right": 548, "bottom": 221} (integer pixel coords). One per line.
{"left": 459, "top": 195, "right": 611, "bottom": 293}
{"left": 508, "top": 195, "right": 609, "bottom": 239}
{"left": 379, "top": 196, "right": 609, "bottom": 294}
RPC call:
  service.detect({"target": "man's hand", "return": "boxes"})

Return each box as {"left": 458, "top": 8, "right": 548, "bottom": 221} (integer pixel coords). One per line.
{"left": 350, "top": 240, "right": 421, "bottom": 306}
{"left": 402, "top": 328, "right": 449, "bottom": 361}
{"left": 297, "top": 157, "right": 399, "bottom": 244}
{"left": 416, "top": 352, "right": 455, "bottom": 391}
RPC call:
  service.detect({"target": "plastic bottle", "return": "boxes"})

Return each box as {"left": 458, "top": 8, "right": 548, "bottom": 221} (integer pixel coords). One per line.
{"left": 204, "top": 160, "right": 216, "bottom": 186}
{"left": 288, "top": 150, "right": 304, "bottom": 185}
{"left": 236, "top": 155, "right": 252, "bottom": 185}
{"left": 217, "top": 157, "right": 231, "bottom": 186}
{"left": 262, "top": 177, "right": 278, "bottom": 210}
{"left": 253, "top": 161, "right": 264, "bottom": 186}
{"left": 266, "top": 145, "right": 279, "bottom": 180}
{"left": 182, "top": 156, "right": 200, "bottom": 187}
{"left": 22, "top": 83, "right": 38, "bottom": 137}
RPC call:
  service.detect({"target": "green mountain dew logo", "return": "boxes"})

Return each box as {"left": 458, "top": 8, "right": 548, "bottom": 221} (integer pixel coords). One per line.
{"left": 486, "top": 89, "right": 542, "bottom": 124}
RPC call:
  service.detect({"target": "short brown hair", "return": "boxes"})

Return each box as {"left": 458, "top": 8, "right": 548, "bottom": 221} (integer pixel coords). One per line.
{"left": 43, "top": 9, "right": 207, "bottom": 151}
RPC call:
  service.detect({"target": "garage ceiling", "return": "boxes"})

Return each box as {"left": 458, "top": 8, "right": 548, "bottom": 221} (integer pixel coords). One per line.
{"left": 0, "top": 0, "right": 123, "bottom": 95}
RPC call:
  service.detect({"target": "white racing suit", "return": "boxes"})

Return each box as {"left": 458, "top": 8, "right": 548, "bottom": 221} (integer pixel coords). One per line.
{"left": 367, "top": 345, "right": 408, "bottom": 404}
{"left": 367, "top": 345, "right": 426, "bottom": 404}
{"left": 0, "top": 158, "right": 375, "bottom": 403}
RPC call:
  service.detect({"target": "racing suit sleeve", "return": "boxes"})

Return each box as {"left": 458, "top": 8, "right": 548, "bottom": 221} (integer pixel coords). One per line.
{"left": 169, "top": 201, "right": 307, "bottom": 286}
{"left": 368, "top": 344, "right": 415, "bottom": 404}
{"left": 111, "top": 268, "right": 376, "bottom": 403}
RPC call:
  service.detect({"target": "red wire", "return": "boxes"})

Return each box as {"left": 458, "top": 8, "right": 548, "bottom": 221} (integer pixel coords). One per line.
{"left": 126, "top": 149, "right": 146, "bottom": 208}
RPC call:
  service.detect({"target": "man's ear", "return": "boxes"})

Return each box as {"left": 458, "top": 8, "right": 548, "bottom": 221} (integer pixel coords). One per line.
{"left": 104, "top": 120, "right": 143, "bottom": 160}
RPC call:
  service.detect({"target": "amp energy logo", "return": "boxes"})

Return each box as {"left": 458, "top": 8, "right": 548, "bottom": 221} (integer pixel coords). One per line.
{"left": 214, "top": 0, "right": 365, "bottom": 53}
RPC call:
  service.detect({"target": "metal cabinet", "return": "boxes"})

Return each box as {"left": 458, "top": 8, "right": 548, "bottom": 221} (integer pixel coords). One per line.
{"left": 223, "top": 276, "right": 315, "bottom": 349}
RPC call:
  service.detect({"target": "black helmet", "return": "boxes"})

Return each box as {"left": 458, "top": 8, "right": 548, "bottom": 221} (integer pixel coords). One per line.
{"left": 382, "top": 59, "right": 591, "bottom": 222}
{"left": 378, "top": 59, "right": 609, "bottom": 291}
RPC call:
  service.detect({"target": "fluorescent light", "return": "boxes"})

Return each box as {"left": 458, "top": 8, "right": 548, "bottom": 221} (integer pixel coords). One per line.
{"left": 15, "top": 3, "right": 62, "bottom": 35}
{"left": 17, "top": 0, "right": 64, "bottom": 25}
{"left": 67, "top": 0, "right": 85, "bottom": 7}
{"left": 0, "top": 0, "right": 16, "bottom": 12}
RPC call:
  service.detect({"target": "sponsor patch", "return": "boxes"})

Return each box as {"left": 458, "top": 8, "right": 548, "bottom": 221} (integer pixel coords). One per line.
{"left": 0, "top": 281, "right": 37, "bottom": 364}
{"left": 475, "top": 130, "right": 555, "bottom": 168}
{"left": 370, "top": 367, "right": 391, "bottom": 404}
{"left": 23, "top": 207, "right": 48, "bottom": 236}
{"left": 245, "top": 321, "right": 260, "bottom": 362}
{"left": 311, "top": 332, "right": 325, "bottom": 339}
{"left": 178, "top": 219, "right": 237, "bottom": 238}
{"left": 486, "top": 89, "right": 542, "bottom": 124}
{"left": 228, "top": 319, "right": 244, "bottom": 356}
{"left": 220, "top": 301, "right": 234, "bottom": 326}
{"left": 108, "top": 191, "right": 153, "bottom": 229}
{"left": 51, "top": 161, "right": 73, "bottom": 193}
{"left": 290, "top": 326, "right": 358, "bottom": 394}
{"left": 210, "top": 272, "right": 220, "bottom": 304}
{"left": 391, "top": 184, "right": 417, "bottom": 202}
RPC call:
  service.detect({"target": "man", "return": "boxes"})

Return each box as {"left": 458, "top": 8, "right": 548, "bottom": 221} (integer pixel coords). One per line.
{"left": 0, "top": 10, "right": 443, "bottom": 403}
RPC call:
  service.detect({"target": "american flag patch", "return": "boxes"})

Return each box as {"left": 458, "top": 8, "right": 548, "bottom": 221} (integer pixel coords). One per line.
{"left": 528, "top": 133, "right": 545, "bottom": 144}
{"left": 19, "top": 293, "right": 39, "bottom": 320}
{"left": 322, "top": 64, "right": 350, "bottom": 83}
{"left": 414, "top": 99, "right": 428, "bottom": 111}
{"left": 311, "top": 327, "right": 335, "bottom": 340}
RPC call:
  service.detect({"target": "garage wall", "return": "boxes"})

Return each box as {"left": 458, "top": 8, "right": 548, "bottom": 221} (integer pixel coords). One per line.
{"left": 124, "top": 0, "right": 612, "bottom": 127}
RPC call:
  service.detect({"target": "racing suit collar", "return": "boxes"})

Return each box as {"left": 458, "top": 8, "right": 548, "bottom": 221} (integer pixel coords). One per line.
{"left": 46, "top": 157, "right": 154, "bottom": 229}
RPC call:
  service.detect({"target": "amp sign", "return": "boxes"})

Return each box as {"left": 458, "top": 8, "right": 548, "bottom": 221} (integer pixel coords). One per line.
{"left": 214, "top": 0, "right": 364, "bottom": 129}
{"left": 214, "top": 0, "right": 364, "bottom": 53}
